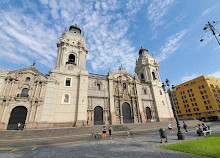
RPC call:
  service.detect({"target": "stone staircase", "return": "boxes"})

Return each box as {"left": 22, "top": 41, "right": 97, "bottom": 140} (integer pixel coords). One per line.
{"left": 0, "top": 120, "right": 203, "bottom": 140}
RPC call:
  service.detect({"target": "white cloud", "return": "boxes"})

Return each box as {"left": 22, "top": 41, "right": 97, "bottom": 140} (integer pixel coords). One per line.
{"left": 147, "top": 0, "right": 175, "bottom": 28}
{"left": 202, "top": 7, "right": 215, "bottom": 16}
{"left": 155, "top": 29, "right": 187, "bottom": 62}
{"left": 209, "top": 70, "right": 220, "bottom": 79}
{"left": 0, "top": 0, "right": 147, "bottom": 75}
{"left": 179, "top": 74, "right": 201, "bottom": 84}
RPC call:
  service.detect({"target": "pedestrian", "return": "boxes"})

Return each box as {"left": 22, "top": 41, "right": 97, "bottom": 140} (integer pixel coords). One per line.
{"left": 102, "top": 126, "right": 106, "bottom": 139}
{"left": 17, "top": 122, "right": 21, "bottom": 130}
{"left": 168, "top": 123, "right": 173, "bottom": 133}
{"left": 108, "top": 124, "right": 112, "bottom": 139}
{"left": 183, "top": 121, "right": 188, "bottom": 133}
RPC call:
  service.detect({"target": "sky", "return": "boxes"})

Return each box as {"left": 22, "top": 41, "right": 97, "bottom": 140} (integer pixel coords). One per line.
{"left": 0, "top": 0, "right": 220, "bottom": 86}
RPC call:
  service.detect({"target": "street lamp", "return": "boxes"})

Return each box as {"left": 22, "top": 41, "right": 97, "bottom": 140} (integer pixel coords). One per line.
{"left": 200, "top": 21, "right": 220, "bottom": 46}
{"left": 162, "top": 79, "right": 185, "bottom": 140}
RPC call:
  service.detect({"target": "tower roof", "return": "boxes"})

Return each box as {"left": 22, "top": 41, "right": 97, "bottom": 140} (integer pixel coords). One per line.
{"left": 69, "top": 23, "right": 81, "bottom": 34}
{"left": 139, "top": 46, "right": 148, "bottom": 55}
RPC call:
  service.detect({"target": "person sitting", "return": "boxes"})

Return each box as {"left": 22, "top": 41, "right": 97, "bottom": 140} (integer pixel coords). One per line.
{"left": 196, "top": 124, "right": 203, "bottom": 136}
{"left": 202, "top": 123, "right": 208, "bottom": 131}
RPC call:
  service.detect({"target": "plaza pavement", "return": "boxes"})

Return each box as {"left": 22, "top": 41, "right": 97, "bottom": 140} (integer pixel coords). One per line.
{"left": 0, "top": 122, "right": 219, "bottom": 158}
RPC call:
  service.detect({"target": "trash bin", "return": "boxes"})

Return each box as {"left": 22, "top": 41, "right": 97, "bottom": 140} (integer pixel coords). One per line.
{"left": 159, "top": 128, "right": 167, "bottom": 138}
{"left": 159, "top": 128, "right": 167, "bottom": 143}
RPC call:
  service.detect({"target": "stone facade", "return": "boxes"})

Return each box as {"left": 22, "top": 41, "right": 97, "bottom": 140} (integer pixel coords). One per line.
{"left": 0, "top": 24, "right": 174, "bottom": 130}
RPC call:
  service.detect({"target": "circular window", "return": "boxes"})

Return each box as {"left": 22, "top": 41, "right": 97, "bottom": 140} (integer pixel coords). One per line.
{"left": 68, "top": 65, "right": 74, "bottom": 70}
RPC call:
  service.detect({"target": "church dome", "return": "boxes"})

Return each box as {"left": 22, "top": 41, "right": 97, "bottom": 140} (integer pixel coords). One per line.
{"left": 69, "top": 23, "right": 81, "bottom": 35}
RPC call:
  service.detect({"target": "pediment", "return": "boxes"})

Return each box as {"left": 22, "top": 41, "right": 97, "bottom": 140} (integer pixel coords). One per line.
{"left": 8, "top": 66, "right": 47, "bottom": 80}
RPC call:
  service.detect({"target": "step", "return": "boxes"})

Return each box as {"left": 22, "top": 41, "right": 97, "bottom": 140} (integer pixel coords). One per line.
{"left": 0, "top": 120, "right": 204, "bottom": 140}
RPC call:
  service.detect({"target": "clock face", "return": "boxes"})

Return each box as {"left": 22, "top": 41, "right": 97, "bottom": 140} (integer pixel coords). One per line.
{"left": 68, "top": 65, "right": 74, "bottom": 70}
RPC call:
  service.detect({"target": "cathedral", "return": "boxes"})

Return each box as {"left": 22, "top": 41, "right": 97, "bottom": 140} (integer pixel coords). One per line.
{"left": 0, "top": 24, "right": 174, "bottom": 130}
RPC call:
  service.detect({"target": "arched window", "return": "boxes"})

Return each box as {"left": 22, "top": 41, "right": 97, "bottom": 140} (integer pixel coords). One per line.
{"left": 152, "top": 72, "right": 156, "bottom": 80}
{"left": 64, "top": 94, "right": 69, "bottom": 103}
{"left": 123, "top": 83, "right": 126, "bottom": 89}
{"left": 141, "top": 74, "right": 145, "bottom": 82}
{"left": 25, "top": 77, "right": 30, "bottom": 82}
{"left": 68, "top": 54, "right": 75, "bottom": 64}
{"left": 21, "top": 88, "right": 29, "bottom": 97}
{"left": 144, "top": 89, "right": 147, "bottom": 94}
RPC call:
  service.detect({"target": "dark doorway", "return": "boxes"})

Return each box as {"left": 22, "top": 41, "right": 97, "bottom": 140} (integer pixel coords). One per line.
{"left": 94, "top": 106, "right": 103, "bottom": 125}
{"left": 122, "top": 102, "right": 133, "bottom": 123}
{"left": 7, "top": 106, "right": 27, "bottom": 130}
{"left": 146, "top": 107, "right": 152, "bottom": 120}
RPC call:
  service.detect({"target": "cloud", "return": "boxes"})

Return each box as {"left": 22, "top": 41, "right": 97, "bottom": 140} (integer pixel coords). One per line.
{"left": 179, "top": 74, "right": 201, "bottom": 84}
{"left": 202, "top": 7, "right": 215, "bottom": 16}
{"left": 155, "top": 29, "right": 187, "bottom": 62}
{"left": 0, "top": 0, "right": 147, "bottom": 75}
{"left": 147, "top": 0, "right": 175, "bottom": 28}
{"left": 209, "top": 70, "right": 220, "bottom": 78}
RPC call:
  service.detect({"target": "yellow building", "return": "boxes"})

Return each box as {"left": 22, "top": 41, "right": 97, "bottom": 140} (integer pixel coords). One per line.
{"left": 173, "top": 75, "right": 220, "bottom": 121}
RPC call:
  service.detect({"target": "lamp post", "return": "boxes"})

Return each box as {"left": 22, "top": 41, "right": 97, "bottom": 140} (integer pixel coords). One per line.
{"left": 200, "top": 21, "right": 220, "bottom": 46}
{"left": 162, "top": 79, "right": 185, "bottom": 140}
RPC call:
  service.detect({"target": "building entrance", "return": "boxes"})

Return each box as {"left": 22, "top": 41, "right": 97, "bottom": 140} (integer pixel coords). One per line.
{"left": 122, "top": 102, "right": 133, "bottom": 123}
{"left": 94, "top": 106, "right": 103, "bottom": 125}
{"left": 7, "top": 106, "right": 27, "bottom": 130}
{"left": 146, "top": 107, "right": 152, "bottom": 120}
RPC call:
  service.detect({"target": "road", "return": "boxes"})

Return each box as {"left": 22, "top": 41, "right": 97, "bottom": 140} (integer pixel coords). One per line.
{"left": 0, "top": 124, "right": 219, "bottom": 158}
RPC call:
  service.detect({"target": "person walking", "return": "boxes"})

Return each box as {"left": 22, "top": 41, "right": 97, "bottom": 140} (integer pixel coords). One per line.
{"left": 168, "top": 123, "right": 173, "bottom": 133}
{"left": 108, "top": 125, "right": 112, "bottom": 139}
{"left": 102, "top": 126, "right": 107, "bottom": 139}
{"left": 183, "top": 121, "right": 188, "bottom": 133}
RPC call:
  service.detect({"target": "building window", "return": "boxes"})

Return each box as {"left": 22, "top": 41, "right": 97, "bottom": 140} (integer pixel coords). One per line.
{"left": 162, "top": 101, "right": 165, "bottom": 106}
{"left": 197, "top": 108, "right": 199, "bottom": 111}
{"left": 200, "top": 91, "right": 203, "bottom": 94}
{"left": 205, "top": 95, "right": 208, "bottom": 99}
{"left": 144, "top": 89, "right": 147, "bottom": 94}
{"left": 152, "top": 72, "right": 156, "bottom": 80}
{"left": 160, "top": 90, "right": 162, "bottom": 95}
{"left": 188, "top": 109, "right": 191, "bottom": 112}
{"left": 67, "top": 54, "right": 75, "bottom": 64}
{"left": 202, "top": 96, "right": 205, "bottom": 99}
{"left": 193, "top": 108, "right": 196, "bottom": 111}
{"left": 97, "top": 84, "right": 101, "bottom": 90}
{"left": 204, "top": 90, "right": 207, "bottom": 93}
{"left": 65, "top": 78, "right": 71, "bottom": 86}
{"left": 198, "top": 86, "right": 201, "bottom": 90}
{"left": 25, "top": 77, "right": 30, "bottom": 82}
{"left": 209, "top": 105, "right": 212, "bottom": 109}
{"left": 192, "top": 103, "right": 194, "bottom": 106}
{"left": 123, "top": 83, "right": 126, "bottom": 89}
{"left": 195, "top": 103, "right": 198, "bottom": 106}
{"left": 204, "top": 101, "right": 207, "bottom": 104}
{"left": 207, "top": 100, "right": 210, "bottom": 104}
{"left": 193, "top": 98, "right": 196, "bottom": 101}
{"left": 21, "top": 88, "right": 29, "bottom": 97}
{"left": 206, "top": 106, "right": 209, "bottom": 110}
{"left": 192, "top": 93, "right": 194, "bottom": 97}
{"left": 202, "top": 85, "right": 205, "bottom": 89}
{"left": 141, "top": 74, "right": 145, "bottom": 82}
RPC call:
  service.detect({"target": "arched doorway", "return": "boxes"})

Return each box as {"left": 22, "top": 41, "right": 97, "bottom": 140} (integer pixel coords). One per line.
{"left": 122, "top": 102, "right": 133, "bottom": 123}
{"left": 7, "top": 106, "right": 27, "bottom": 130}
{"left": 94, "top": 106, "right": 103, "bottom": 125}
{"left": 146, "top": 107, "right": 152, "bottom": 120}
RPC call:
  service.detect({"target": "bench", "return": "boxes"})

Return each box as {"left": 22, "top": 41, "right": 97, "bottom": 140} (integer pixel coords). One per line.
{"left": 201, "top": 130, "right": 212, "bottom": 136}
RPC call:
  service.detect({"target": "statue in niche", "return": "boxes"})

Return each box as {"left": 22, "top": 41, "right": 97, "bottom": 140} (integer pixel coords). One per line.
{"left": 64, "top": 94, "right": 69, "bottom": 103}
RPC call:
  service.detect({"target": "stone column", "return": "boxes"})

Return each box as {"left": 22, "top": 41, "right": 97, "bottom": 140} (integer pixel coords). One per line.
{"left": 3, "top": 79, "right": 9, "bottom": 96}
{"left": 108, "top": 73, "right": 116, "bottom": 125}
{"left": 8, "top": 80, "right": 15, "bottom": 96}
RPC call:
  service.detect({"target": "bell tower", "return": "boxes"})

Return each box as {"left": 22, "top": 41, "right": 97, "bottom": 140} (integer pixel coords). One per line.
{"left": 135, "top": 46, "right": 160, "bottom": 83}
{"left": 135, "top": 46, "right": 174, "bottom": 122}
{"left": 54, "top": 24, "right": 88, "bottom": 72}
{"left": 41, "top": 24, "right": 89, "bottom": 127}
